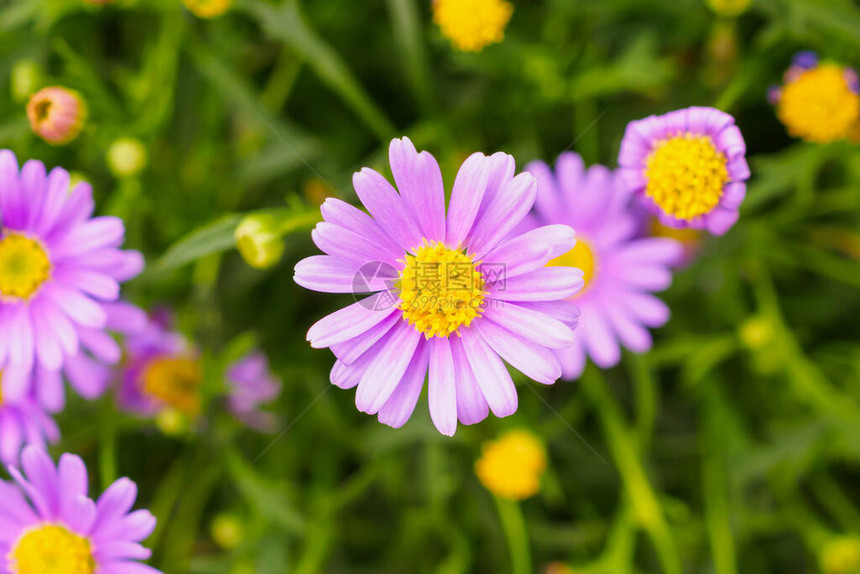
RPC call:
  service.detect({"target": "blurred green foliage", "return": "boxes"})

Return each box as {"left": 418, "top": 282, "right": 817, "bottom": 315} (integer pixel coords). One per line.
{"left": 2, "top": 0, "right": 860, "bottom": 572}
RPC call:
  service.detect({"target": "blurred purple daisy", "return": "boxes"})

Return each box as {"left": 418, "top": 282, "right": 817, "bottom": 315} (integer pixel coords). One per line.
{"left": 0, "top": 387, "right": 58, "bottom": 466}
{"left": 617, "top": 106, "right": 749, "bottom": 235}
{"left": 0, "top": 446, "right": 160, "bottom": 574}
{"left": 226, "top": 351, "right": 281, "bottom": 431}
{"left": 295, "top": 137, "right": 582, "bottom": 436}
{"left": 116, "top": 311, "right": 202, "bottom": 419}
{"left": 525, "top": 153, "right": 683, "bottom": 379}
{"left": 0, "top": 151, "right": 145, "bottom": 408}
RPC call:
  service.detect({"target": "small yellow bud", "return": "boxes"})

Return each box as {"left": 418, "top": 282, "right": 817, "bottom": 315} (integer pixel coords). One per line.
{"left": 211, "top": 514, "right": 244, "bottom": 550}
{"left": 11, "top": 60, "right": 43, "bottom": 103}
{"left": 821, "top": 536, "right": 860, "bottom": 574}
{"left": 706, "top": 0, "right": 752, "bottom": 17}
{"left": 235, "top": 214, "right": 286, "bottom": 270}
{"left": 107, "top": 137, "right": 148, "bottom": 178}
{"left": 155, "top": 407, "right": 190, "bottom": 435}
{"left": 184, "top": 0, "right": 232, "bottom": 19}
{"left": 738, "top": 316, "right": 774, "bottom": 350}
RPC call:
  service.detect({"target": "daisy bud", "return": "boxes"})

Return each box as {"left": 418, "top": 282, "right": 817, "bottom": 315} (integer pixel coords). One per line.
{"left": 475, "top": 430, "right": 547, "bottom": 500}
{"left": 706, "top": 0, "right": 752, "bottom": 17}
{"left": 107, "top": 137, "right": 148, "bottom": 178}
{"left": 235, "top": 213, "right": 286, "bottom": 270}
{"left": 211, "top": 514, "right": 245, "bottom": 550}
{"left": 10, "top": 59, "right": 43, "bottom": 103}
{"left": 820, "top": 536, "right": 860, "bottom": 574}
{"left": 26, "top": 86, "right": 87, "bottom": 145}
{"left": 184, "top": 0, "right": 232, "bottom": 19}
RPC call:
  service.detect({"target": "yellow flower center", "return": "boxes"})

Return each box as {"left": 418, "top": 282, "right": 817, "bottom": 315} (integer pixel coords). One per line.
{"left": 432, "top": 0, "right": 513, "bottom": 52}
{"left": 644, "top": 134, "right": 729, "bottom": 221}
{"left": 398, "top": 241, "right": 485, "bottom": 339}
{"left": 777, "top": 64, "right": 860, "bottom": 143}
{"left": 475, "top": 430, "right": 547, "bottom": 500}
{"left": 142, "top": 356, "right": 203, "bottom": 416}
{"left": 9, "top": 524, "right": 95, "bottom": 574}
{"left": 0, "top": 233, "right": 52, "bottom": 300}
{"left": 547, "top": 239, "right": 595, "bottom": 294}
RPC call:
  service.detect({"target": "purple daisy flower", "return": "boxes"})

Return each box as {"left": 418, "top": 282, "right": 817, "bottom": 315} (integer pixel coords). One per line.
{"left": 0, "top": 446, "right": 160, "bottom": 574}
{"left": 617, "top": 106, "right": 750, "bottom": 235}
{"left": 116, "top": 311, "right": 202, "bottom": 419}
{"left": 225, "top": 351, "right": 282, "bottom": 431}
{"left": 294, "top": 137, "right": 583, "bottom": 436}
{"left": 0, "top": 390, "right": 58, "bottom": 466}
{"left": 0, "top": 151, "right": 145, "bottom": 408}
{"left": 525, "top": 153, "right": 683, "bottom": 379}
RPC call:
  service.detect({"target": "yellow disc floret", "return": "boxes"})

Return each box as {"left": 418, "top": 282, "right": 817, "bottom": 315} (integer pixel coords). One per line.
{"left": 142, "top": 356, "right": 203, "bottom": 416}
{"left": 433, "top": 0, "right": 514, "bottom": 52}
{"left": 548, "top": 239, "right": 595, "bottom": 293}
{"left": 475, "top": 429, "right": 547, "bottom": 500}
{"left": 398, "top": 241, "right": 485, "bottom": 339}
{"left": 645, "top": 134, "right": 729, "bottom": 221}
{"left": 777, "top": 64, "right": 860, "bottom": 143}
{"left": 0, "top": 233, "right": 52, "bottom": 300}
{"left": 10, "top": 524, "right": 95, "bottom": 574}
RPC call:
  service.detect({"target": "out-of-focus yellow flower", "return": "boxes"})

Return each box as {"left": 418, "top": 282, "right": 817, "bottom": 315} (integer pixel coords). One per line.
{"left": 706, "top": 0, "right": 752, "bottom": 17}
{"left": 475, "top": 429, "right": 547, "bottom": 500}
{"left": 235, "top": 213, "right": 286, "bottom": 270}
{"left": 26, "top": 86, "right": 87, "bottom": 145}
{"left": 211, "top": 514, "right": 244, "bottom": 550}
{"left": 184, "top": 0, "right": 232, "bottom": 19}
{"left": 775, "top": 62, "right": 860, "bottom": 143}
{"left": 820, "top": 536, "right": 860, "bottom": 574}
{"left": 433, "top": 0, "right": 513, "bottom": 52}
{"left": 11, "top": 60, "right": 43, "bottom": 103}
{"left": 107, "top": 137, "right": 148, "bottom": 178}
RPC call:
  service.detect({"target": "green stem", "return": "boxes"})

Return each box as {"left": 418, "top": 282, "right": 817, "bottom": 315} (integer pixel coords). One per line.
{"left": 582, "top": 368, "right": 681, "bottom": 574}
{"left": 494, "top": 497, "right": 531, "bottom": 574}
{"left": 630, "top": 354, "right": 657, "bottom": 448}
{"left": 701, "top": 384, "right": 737, "bottom": 574}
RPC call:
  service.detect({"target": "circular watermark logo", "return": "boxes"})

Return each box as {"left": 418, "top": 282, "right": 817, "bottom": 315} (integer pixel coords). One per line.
{"left": 352, "top": 261, "right": 399, "bottom": 311}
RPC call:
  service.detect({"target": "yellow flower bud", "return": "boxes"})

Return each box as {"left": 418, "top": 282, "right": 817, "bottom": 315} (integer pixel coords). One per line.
{"left": 107, "top": 137, "right": 148, "bottom": 178}
{"left": 235, "top": 214, "right": 286, "bottom": 270}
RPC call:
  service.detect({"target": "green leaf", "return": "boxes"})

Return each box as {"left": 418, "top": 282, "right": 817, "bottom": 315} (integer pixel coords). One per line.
{"left": 236, "top": 0, "right": 396, "bottom": 141}
{"left": 156, "top": 215, "right": 243, "bottom": 272}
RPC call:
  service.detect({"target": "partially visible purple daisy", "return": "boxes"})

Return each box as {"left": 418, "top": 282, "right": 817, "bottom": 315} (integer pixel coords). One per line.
{"left": 0, "top": 151, "right": 145, "bottom": 409}
{"left": 617, "top": 106, "right": 749, "bottom": 235}
{"left": 0, "top": 446, "right": 160, "bottom": 574}
{"left": 525, "top": 153, "right": 683, "bottom": 379}
{"left": 116, "top": 311, "right": 202, "bottom": 418}
{"left": 295, "top": 137, "right": 582, "bottom": 436}
{"left": 225, "top": 351, "right": 281, "bottom": 431}
{"left": 0, "top": 387, "right": 58, "bottom": 466}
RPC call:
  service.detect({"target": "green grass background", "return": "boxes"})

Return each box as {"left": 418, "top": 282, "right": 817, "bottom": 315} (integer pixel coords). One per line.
{"left": 2, "top": 0, "right": 860, "bottom": 572}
